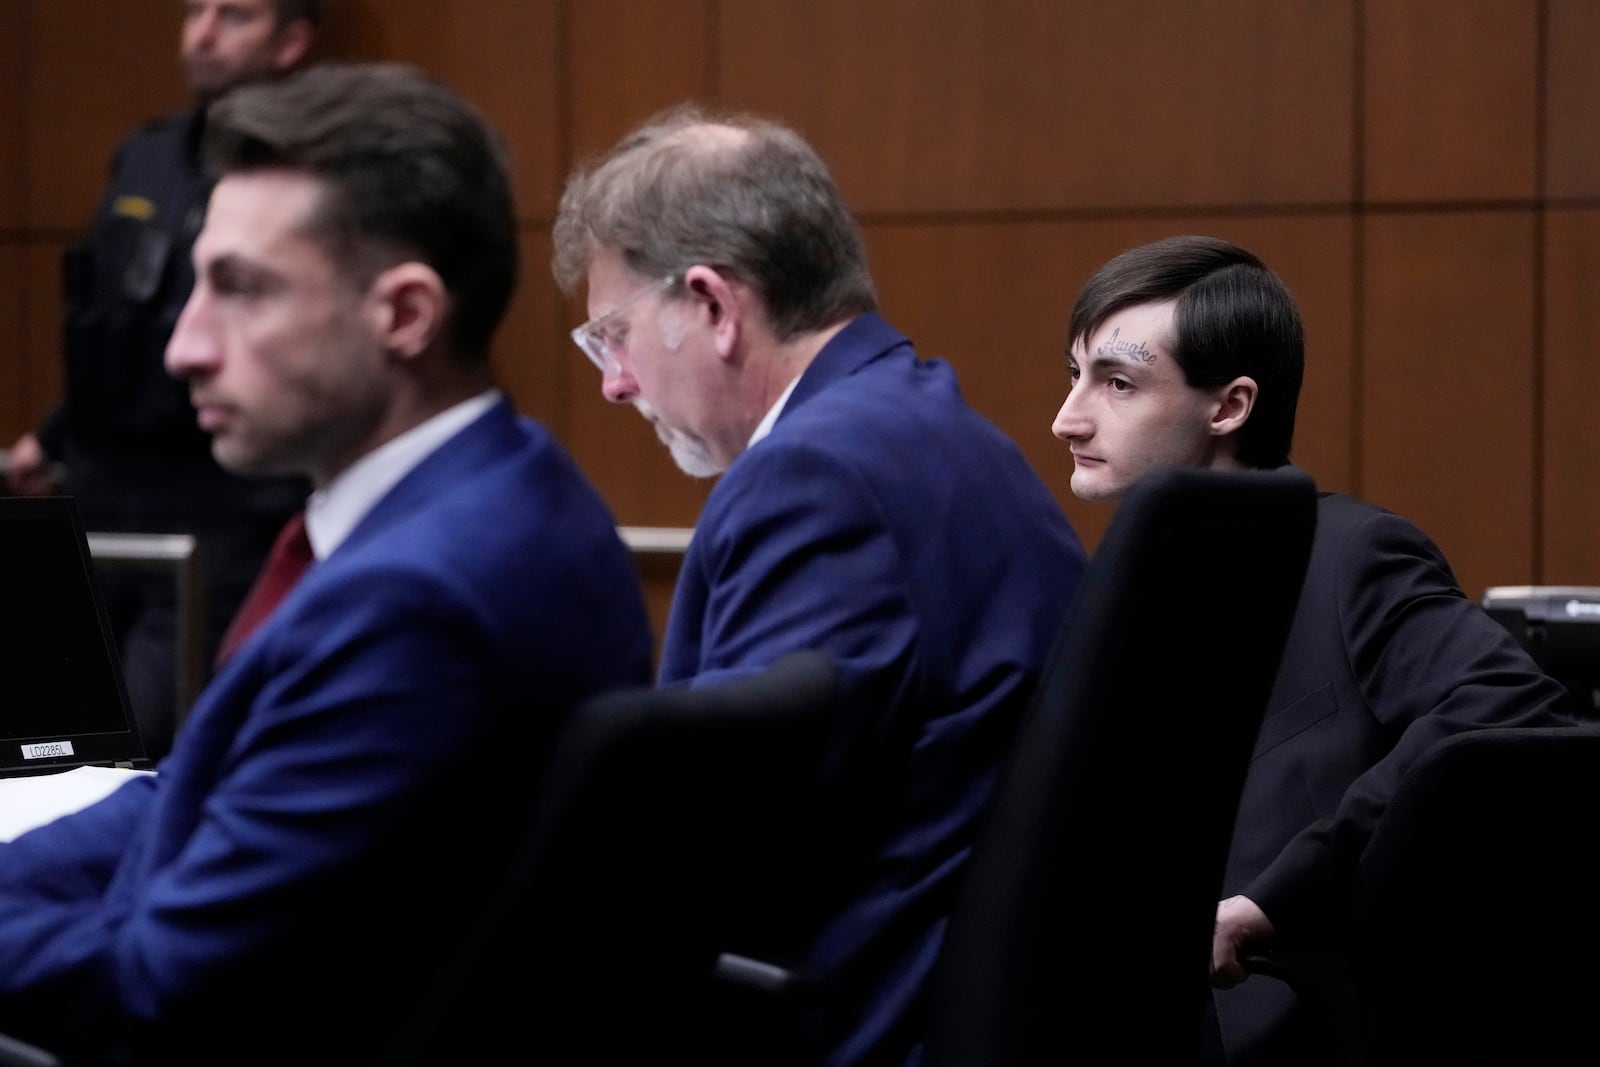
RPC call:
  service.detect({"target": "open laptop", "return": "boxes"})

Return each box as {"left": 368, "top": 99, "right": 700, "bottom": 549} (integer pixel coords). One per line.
{"left": 0, "top": 496, "right": 150, "bottom": 777}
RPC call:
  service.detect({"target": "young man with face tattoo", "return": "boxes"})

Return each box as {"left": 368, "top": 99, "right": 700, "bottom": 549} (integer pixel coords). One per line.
{"left": 1053, "top": 234, "right": 1575, "bottom": 1066}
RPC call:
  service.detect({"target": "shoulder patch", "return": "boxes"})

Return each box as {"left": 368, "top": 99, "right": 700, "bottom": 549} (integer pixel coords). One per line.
{"left": 112, "top": 195, "right": 156, "bottom": 220}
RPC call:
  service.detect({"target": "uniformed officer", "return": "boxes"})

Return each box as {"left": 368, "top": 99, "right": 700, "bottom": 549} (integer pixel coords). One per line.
{"left": 3, "top": 1, "right": 321, "bottom": 757}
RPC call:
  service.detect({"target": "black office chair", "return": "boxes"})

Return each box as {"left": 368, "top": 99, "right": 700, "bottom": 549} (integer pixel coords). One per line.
{"left": 1247, "top": 723, "right": 1600, "bottom": 1067}
{"left": 923, "top": 466, "right": 1318, "bottom": 1067}
{"left": 0, "top": 650, "right": 842, "bottom": 1067}
{"left": 380, "top": 648, "right": 844, "bottom": 1066}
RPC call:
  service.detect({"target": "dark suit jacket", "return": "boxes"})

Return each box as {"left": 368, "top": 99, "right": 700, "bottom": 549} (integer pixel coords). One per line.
{"left": 0, "top": 401, "right": 654, "bottom": 1063}
{"left": 1214, "top": 487, "right": 1574, "bottom": 1064}
{"left": 661, "top": 313, "right": 1088, "bottom": 1067}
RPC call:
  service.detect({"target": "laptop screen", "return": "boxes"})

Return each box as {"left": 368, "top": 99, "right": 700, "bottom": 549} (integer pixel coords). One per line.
{"left": 0, "top": 497, "right": 147, "bottom": 775}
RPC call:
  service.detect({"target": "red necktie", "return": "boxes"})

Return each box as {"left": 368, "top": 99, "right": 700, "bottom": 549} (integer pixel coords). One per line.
{"left": 215, "top": 511, "right": 314, "bottom": 668}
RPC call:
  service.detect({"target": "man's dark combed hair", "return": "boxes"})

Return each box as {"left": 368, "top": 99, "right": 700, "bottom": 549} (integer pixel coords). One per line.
{"left": 206, "top": 62, "right": 517, "bottom": 362}
{"left": 1068, "top": 235, "right": 1305, "bottom": 469}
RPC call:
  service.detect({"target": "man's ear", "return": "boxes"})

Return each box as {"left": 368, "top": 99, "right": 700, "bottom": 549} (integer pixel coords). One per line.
{"left": 1211, "top": 375, "right": 1258, "bottom": 438}
{"left": 271, "top": 19, "right": 315, "bottom": 73}
{"left": 369, "top": 262, "right": 448, "bottom": 361}
{"left": 681, "top": 264, "right": 743, "bottom": 361}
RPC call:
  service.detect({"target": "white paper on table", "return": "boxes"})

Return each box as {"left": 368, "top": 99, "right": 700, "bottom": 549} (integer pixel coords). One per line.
{"left": 0, "top": 765, "right": 156, "bottom": 843}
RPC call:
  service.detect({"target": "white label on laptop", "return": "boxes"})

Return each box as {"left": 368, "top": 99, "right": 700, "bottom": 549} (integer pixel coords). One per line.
{"left": 21, "top": 741, "right": 75, "bottom": 760}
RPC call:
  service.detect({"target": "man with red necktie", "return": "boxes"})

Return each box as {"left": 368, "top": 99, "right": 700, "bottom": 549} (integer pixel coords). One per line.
{"left": 0, "top": 63, "right": 652, "bottom": 1064}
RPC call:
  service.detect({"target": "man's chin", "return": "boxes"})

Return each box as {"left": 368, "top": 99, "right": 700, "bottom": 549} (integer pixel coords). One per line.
{"left": 184, "top": 68, "right": 227, "bottom": 101}
{"left": 667, "top": 441, "right": 723, "bottom": 480}
{"left": 1069, "top": 470, "right": 1124, "bottom": 503}
{"left": 211, "top": 440, "right": 277, "bottom": 478}
{"left": 641, "top": 409, "right": 724, "bottom": 479}
{"left": 185, "top": 63, "right": 269, "bottom": 104}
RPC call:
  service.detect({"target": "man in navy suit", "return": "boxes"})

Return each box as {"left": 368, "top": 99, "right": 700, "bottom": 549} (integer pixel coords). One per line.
{"left": 0, "top": 63, "right": 652, "bottom": 1063}
{"left": 1052, "top": 234, "right": 1573, "bottom": 1065}
{"left": 553, "top": 105, "right": 1088, "bottom": 1067}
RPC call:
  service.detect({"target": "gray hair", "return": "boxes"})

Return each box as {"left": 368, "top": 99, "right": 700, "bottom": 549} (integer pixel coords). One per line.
{"left": 552, "top": 104, "right": 876, "bottom": 342}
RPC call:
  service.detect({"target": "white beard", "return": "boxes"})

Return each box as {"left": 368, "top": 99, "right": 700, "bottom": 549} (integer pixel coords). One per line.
{"left": 634, "top": 399, "right": 723, "bottom": 479}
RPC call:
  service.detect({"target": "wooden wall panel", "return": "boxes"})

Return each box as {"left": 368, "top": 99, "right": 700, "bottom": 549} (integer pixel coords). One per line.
{"left": 0, "top": 2, "right": 20, "bottom": 449}
{"left": 1364, "top": 0, "right": 1539, "bottom": 203}
{"left": 0, "top": 2, "right": 24, "bottom": 232}
{"left": 26, "top": 0, "right": 188, "bottom": 230}
{"left": 321, "top": 0, "right": 561, "bottom": 221}
{"left": 1546, "top": 1, "right": 1600, "bottom": 200}
{"left": 1361, "top": 212, "right": 1537, "bottom": 598}
{"left": 1248, "top": 221, "right": 1357, "bottom": 495}
{"left": 720, "top": 0, "right": 1354, "bottom": 214}
{"left": 0, "top": 244, "right": 22, "bottom": 443}
{"left": 1542, "top": 209, "right": 1600, "bottom": 583}
{"left": 21, "top": 239, "right": 66, "bottom": 434}
{"left": 567, "top": 0, "right": 716, "bottom": 164}
{"left": 491, "top": 227, "right": 565, "bottom": 434}
{"left": 869, "top": 215, "right": 1353, "bottom": 551}
{"left": 0, "top": 0, "right": 1577, "bottom": 598}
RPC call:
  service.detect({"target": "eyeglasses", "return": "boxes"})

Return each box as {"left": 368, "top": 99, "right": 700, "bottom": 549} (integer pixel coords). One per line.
{"left": 570, "top": 275, "right": 677, "bottom": 376}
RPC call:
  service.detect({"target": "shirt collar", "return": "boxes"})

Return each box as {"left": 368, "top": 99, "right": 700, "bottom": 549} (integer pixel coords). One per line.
{"left": 304, "top": 390, "right": 501, "bottom": 559}
{"left": 748, "top": 374, "right": 802, "bottom": 449}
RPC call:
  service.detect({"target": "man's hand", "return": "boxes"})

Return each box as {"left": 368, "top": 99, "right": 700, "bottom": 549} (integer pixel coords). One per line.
{"left": 1211, "top": 894, "right": 1275, "bottom": 988}
{"left": 3, "top": 433, "right": 61, "bottom": 496}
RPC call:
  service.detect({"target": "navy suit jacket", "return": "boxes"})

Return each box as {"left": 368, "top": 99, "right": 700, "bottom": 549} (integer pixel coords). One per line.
{"left": 662, "top": 314, "right": 1087, "bottom": 1067}
{"left": 0, "top": 400, "right": 653, "bottom": 1063}
{"left": 1214, "top": 488, "right": 1574, "bottom": 1064}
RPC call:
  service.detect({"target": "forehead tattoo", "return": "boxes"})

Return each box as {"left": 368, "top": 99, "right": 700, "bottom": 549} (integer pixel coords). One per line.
{"left": 1096, "top": 327, "right": 1157, "bottom": 365}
